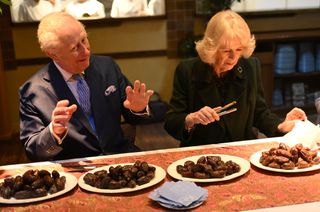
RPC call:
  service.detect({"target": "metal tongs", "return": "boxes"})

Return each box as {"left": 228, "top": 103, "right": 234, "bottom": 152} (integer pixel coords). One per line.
{"left": 217, "top": 101, "right": 237, "bottom": 117}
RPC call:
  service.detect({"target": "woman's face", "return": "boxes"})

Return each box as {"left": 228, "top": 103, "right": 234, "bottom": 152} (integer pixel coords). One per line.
{"left": 214, "top": 38, "right": 243, "bottom": 76}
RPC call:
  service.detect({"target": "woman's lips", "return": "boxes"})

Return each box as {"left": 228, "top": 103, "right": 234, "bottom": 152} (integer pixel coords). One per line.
{"left": 226, "top": 62, "right": 235, "bottom": 66}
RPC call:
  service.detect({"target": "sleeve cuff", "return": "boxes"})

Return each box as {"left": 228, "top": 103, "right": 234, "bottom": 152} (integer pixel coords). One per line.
{"left": 129, "top": 105, "right": 151, "bottom": 116}
{"left": 49, "top": 122, "right": 68, "bottom": 145}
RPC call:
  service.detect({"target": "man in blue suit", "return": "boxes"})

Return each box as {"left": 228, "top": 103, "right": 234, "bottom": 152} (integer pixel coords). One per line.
{"left": 19, "top": 12, "right": 154, "bottom": 161}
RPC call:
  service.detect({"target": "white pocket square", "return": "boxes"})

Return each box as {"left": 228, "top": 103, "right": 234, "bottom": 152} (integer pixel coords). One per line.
{"left": 105, "top": 85, "right": 117, "bottom": 96}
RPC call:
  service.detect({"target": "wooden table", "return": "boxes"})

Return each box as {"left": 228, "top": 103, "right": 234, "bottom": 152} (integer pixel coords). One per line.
{"left": 1, "top": 137, "right": 320, "bottom": 211}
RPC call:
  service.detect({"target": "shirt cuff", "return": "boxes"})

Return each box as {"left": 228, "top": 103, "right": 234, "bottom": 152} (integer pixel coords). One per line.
{"left": 49, "top": 122, "right": 68, "bottom": 145}
{"left": 130, "top": 105, "right": 151, "bottom": 116}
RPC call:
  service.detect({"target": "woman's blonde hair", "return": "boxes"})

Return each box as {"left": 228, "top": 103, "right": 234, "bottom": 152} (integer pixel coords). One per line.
{"left": 196, "top": 10, "right": 256, "bottom": 64}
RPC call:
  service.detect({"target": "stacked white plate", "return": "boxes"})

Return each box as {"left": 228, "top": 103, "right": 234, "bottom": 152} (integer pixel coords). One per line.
{"left": 298, "top": 42, "right": 315, "bottom": 73}
{"left": 274, "top": 43, "right": 297, "bottom": 74}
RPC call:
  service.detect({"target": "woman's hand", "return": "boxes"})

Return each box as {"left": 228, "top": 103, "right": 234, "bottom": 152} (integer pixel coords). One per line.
{"left": 277, "top": 107, "right": 307, "bottom": 133}
{"left": 185, "top": 106, "right": 221, "bottom": 130}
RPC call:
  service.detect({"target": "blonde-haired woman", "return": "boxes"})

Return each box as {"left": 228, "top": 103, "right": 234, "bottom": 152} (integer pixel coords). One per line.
{"left": 165, "top": 10, "right": 306, "bottom": 147}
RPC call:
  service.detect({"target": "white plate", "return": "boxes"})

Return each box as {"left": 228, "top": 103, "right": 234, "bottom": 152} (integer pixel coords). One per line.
{"left": 167, "top": 154, "right": 250, "bottom": 183}
{"left": 0, "top": 172, "right": 78, "bottom": 204}
{"left": 250, "top": 150, "right": 320, "bottom": 173}
{"left": 78, "top": 163, "right": 166, "bottom": 193}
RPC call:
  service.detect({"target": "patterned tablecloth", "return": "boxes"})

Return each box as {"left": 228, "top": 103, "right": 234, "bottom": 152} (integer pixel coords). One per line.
{"left": 1, "top": 139, "right": 320, "bottom": 211}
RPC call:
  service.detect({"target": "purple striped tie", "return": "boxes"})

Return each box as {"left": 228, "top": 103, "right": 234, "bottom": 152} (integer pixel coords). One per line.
{"left": 75, "top": 74, "right": 91, "bottom": 117}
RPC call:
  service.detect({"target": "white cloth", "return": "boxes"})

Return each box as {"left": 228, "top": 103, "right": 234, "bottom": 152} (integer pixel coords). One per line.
{"left": 146, "top": 0, "right": 165, "bottom": 15}
{"left": 17, "top": 0, "right": 61, "bottom": 22}
{"left": 66, "top": 0, "right": 106, "bottom": 19}
{"left": 10, "top": 0, "right": 23, "bottom": 22}
{"left": 283, "top": 120, "right": 320, "bottom": 149}
{"left": 110, "top": 0, "right": 147, "bottom": 18}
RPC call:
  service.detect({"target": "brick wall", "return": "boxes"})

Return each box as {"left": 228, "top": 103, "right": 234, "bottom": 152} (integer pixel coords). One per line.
{"left": 166, "top": 0, "right": 195, "bottom": 57}
{"left": 0, "top": 5, "right": 16, "bottom": 70}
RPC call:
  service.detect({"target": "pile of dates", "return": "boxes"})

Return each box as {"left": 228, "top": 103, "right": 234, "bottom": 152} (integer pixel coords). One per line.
{"left": 83, "top": 160, "right": 156, "bottom": 189}
{"left": 176, "top": 155, "right": 241, "bottom": 179}
{"left": 260, "top": 142, "right": 320, "bottom": 169}
{"left": 0, "top": 169, "right": 66, "bottom": 199}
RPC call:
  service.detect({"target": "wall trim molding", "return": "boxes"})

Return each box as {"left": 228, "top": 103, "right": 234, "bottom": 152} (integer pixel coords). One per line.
{"left": 15, "top": 50, "right": 168, "bottom": 67}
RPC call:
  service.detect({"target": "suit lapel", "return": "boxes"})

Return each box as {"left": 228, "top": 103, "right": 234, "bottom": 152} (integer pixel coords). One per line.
{"left": 221, "top": 61, "right": 247, "bottom": 140}
{"left": 194, "top": 62, "right": 221, "bottom": 108}
{"left": 224, "top": 64, "right": 246, "bottom": 105}
{"left": 85, "top": 63, "right": 105, "bottom": 134}
{"left": 196, "top": 62, "right": 246, "bottom": 106}
{"left": 84, "top": 59, "right": 115, "bottom": 144}
{"left": 47, "top": 62, "right": 97, "bottom": 137}
{"left": 194, "top": 60, "right": 247, "bottom": 132}
{"left": 192, "top": 63, "right": 224, "bottom": 130}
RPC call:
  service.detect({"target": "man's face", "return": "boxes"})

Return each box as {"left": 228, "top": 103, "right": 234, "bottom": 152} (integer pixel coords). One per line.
{"left": 51, "top": 20, "right": 90, "bottom": 74}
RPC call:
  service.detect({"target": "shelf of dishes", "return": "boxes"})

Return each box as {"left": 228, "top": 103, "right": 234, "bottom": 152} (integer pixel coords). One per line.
{"left": 274, "top": 42, "right": 320, "bottom": 74}
{"left": 272, "top": 80, "right": 319, "bottom": 107}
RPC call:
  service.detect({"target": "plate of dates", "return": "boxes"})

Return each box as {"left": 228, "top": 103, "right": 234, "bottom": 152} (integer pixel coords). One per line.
{"left": 0, "top": 169, "right": 77, "bottom": 204}
{"left": 250, "top": 142, "right": 320, "bottom": 173}
{"left": 78, "top": 161, "right": 166, "bottom": 193}
{"left": 167, "top": 154, "right": 250, "bottom": 183}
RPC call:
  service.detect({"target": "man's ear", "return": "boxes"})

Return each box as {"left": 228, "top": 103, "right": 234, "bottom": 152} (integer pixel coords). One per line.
{"left": 46, "top": 50, "right": 59, "bottom": 61}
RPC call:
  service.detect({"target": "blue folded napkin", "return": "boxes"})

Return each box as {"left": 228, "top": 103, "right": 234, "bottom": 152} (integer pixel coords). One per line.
{"left": 149, "top": 181, "right": 208, "bottom": 209}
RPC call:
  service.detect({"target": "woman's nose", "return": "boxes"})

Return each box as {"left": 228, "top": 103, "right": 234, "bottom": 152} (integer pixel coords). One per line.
{"left": 228, "top": 52, "right": 235, "bottom": 59}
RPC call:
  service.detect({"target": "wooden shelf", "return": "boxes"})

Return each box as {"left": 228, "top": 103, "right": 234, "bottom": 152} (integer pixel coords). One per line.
{"left": 240, "top": 8, "right": 320, "bottom": 19}
{"left": 196, "top": 8, "right": 320, "bottom": 19}
{"left": 255, "top": 29, "right": 320, "bottom": 42}
{"left": 274, "top": 72, "right": 320, "bottom": 79}
{"left": 271, "top": 103, "right": 317, "bottom": 117}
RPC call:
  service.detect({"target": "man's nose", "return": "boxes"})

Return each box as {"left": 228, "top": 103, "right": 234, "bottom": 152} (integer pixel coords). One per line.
{"left": 79, "top": 43, "right": 90, "bottom": 55}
